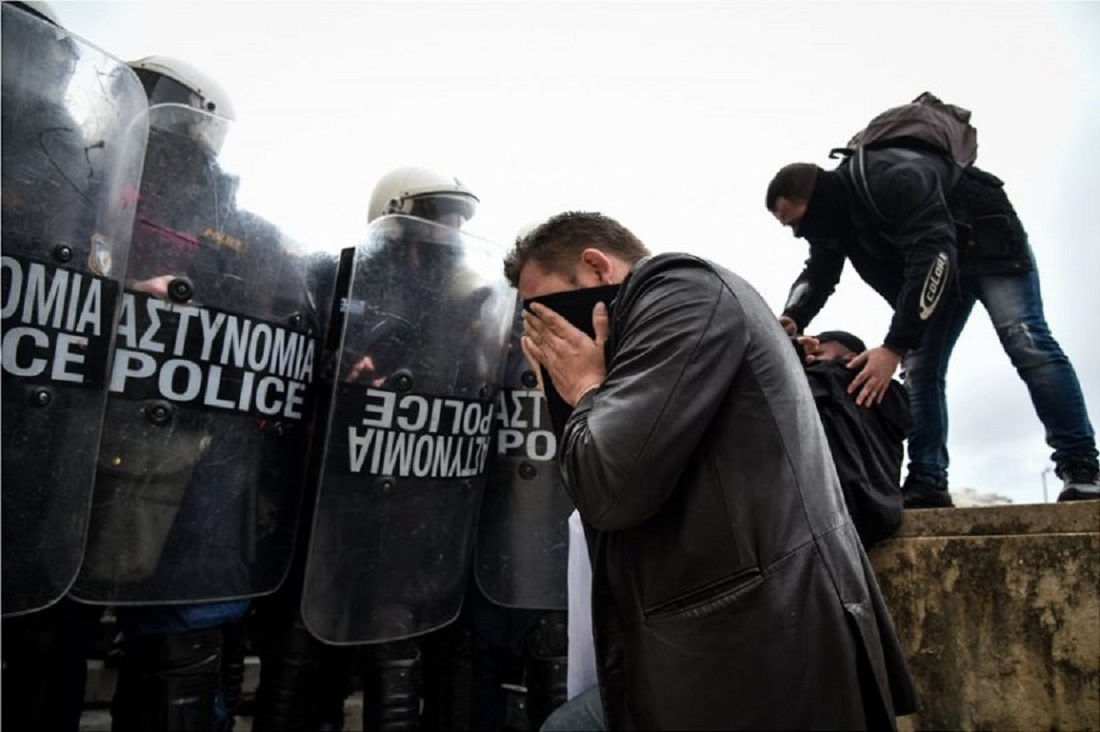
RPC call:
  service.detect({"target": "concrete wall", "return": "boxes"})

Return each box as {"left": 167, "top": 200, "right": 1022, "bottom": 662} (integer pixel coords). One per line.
{"left": 869, "top": 502, "right": 1099, "bottom": 731}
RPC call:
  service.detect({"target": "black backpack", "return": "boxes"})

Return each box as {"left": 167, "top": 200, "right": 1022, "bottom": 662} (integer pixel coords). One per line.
{"left": 831, "top": 91, "right": 979, "bottom": 168}
{"left": 828, "top": 93, "right": 979, "bottom": 225}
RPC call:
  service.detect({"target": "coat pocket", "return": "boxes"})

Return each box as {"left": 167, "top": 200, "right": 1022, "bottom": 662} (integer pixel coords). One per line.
{"left": 958, "top": 214, "right": 1026, "bottom": 262}
{"left": 644, "top": 568, "right": 763, "bottom": 622}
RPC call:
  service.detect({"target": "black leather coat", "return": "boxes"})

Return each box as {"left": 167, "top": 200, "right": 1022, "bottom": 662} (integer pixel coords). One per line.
{"left": 561, "top": 253, "right": 918, "bottom": 729}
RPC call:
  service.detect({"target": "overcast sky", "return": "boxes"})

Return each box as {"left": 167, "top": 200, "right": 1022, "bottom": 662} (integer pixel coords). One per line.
{"left": 52, "top": 0, "right": 1099, "bottom": 504}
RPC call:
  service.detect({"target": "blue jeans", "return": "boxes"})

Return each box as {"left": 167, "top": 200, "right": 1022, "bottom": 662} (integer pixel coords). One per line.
{"left": 115, "top": 600, "right": 251, "bottom": 636}
{"left": 541, "top": 685, "right": 605, "bottom": 731}
{"left": 903, "top": 253, "right": 1096, "bottom": 484}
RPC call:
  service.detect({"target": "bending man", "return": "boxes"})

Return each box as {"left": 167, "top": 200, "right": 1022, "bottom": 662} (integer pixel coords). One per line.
{"left": 767, "top": 154, "right": 1097, "bottom": 506}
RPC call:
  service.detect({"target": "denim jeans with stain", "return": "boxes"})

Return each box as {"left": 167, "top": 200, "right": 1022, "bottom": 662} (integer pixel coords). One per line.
{"left": 903, "top": 251, "right": 1096, "bottom": 484}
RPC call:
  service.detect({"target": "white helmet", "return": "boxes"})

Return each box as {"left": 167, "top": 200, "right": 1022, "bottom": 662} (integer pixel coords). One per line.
{"left": 128, "top": 55, "right": 235, "bottom": 154}
{"left": 367, "top": 166, "right": 479, "bottom": 228}
{"left": 128, "top": 55, "right": 236, "bottom": 121}
{"left": 9, "top": 1, "right": 61, "bottom": 26}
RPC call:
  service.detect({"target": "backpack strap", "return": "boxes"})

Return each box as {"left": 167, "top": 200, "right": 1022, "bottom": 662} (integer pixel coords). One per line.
{"left": 829, "top": 146, "right": 885, "bottom": 221}
{"left": 851, "top": 146, "right": 887, "bottom": 222}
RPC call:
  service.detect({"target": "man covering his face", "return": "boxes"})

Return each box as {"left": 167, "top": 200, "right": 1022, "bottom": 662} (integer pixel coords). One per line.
{"left": 504, "top": 211, "right": 917, "bottom": 730}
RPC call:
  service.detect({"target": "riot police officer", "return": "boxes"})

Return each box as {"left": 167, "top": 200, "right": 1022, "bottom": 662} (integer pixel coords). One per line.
{"left": 66, "top": 55, "right": 321, "bottom": 731}
{"left": 253, "top": 165, "right": 516, "bottom": 731}
{"left": 360, "top": 167, "right": 490, "bottom": 732}
{"left": 1, "top": 3, "right": 149, "bottom": 729}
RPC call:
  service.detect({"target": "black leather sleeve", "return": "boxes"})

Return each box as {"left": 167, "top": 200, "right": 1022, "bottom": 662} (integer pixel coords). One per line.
{"left": 558, "top": 259, "right": 747, "bottom": 531}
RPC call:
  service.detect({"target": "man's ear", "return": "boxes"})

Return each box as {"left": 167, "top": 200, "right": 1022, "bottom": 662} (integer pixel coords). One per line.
{"left": 580, "top": 248, "right": 615, "bottom": 284}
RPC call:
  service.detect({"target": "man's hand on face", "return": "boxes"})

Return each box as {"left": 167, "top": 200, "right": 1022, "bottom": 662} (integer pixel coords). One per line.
{"left": 845, "top": 345, "right": 902, "bottom": 407}
{"left": 521, "top": 300, "right": 609, "bottom": 407}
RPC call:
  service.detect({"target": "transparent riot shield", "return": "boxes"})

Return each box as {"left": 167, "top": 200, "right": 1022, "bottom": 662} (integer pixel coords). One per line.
{"left": 302, "top": 215, "right": 515, "bottom": 644}
{"left": 69, "top": 104, "right": 321, "bottom": 605}
{"left": 1, "top": 6, "right": 148, "bottom": 617}
{"left": 475, "top": 305, "right": 572, "bottom": 610}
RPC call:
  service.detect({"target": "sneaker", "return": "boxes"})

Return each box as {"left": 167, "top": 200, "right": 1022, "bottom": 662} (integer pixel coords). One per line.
{"left": 902, "top": 473, "right": 954, "bottom": 509}
{"left": 1056, "top": 458, "right": 1100, "bottom": 502}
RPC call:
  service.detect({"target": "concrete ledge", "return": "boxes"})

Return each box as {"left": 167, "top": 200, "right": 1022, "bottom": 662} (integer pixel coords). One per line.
{"left": 870, "top": 501, "right": 1099, "bottom": 731}
{"left": 889, "top": 501, "right": 1100, "bottom": 537}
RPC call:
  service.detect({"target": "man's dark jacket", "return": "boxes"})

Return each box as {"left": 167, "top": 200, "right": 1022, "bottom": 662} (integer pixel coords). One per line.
{"left": 948, "top": 165, "right": 1034, "bottom": 277}
{"left": 784, "top": 148, "right": 1034, "bottom": 344}
{"left": 783, "top": 147, "right": 958, "bottom": 352}
{"left": 560, "top": 253, "right": 918, "bottom": 729}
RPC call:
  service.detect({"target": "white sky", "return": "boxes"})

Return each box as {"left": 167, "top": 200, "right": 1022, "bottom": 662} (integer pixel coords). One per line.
{"left": 53, "top": 0, "right": 1100, "bottom": 504}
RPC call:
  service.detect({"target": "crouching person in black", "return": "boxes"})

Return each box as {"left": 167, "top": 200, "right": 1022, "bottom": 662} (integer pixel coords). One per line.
{"left": 797, "top": 330, "right": 911, "bottom": 548}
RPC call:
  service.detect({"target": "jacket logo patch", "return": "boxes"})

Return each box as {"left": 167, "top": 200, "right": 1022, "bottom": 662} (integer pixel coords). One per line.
{"left": 919, "top": 252, "right": 949, "bottom": 321}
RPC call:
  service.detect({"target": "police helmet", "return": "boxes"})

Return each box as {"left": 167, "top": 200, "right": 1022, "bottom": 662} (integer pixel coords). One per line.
{"left": 9, "top": 1, "right": 61, "bottom": 26}
{"left": 367, "top": 166, "right": 479, "bottom": 228}
{"left": 128, "top": 56, "right": 235, "bottom": 153}
{"left": 128, "top": 55, "right": 236, "bottom": 121}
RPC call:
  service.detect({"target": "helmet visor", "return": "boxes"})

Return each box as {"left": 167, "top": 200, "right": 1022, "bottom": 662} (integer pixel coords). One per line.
{"left": 406, "top": 193, "right": 477, "bottom": 228}
{"left": 133, "top": 69, "right": 212, "bottom": 113}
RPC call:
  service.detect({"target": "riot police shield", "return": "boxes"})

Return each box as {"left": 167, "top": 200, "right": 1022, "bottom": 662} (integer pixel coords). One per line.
{"left": 474, "top": 306, "right": 572, "bottom": 610}
{"left": 302, "top": 215, "right": 515, "bottom": 644}
{"left": 69, "top": 104, "right": 321, "bottom": 605}
{"left": 1, "top": 6, "right": 148, "bottom": 617}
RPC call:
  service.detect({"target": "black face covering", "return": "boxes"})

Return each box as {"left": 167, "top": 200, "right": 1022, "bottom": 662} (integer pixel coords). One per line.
{"left": 797, "top": 169, "right": 852, "bottom": 240}
{"left": 524, "top": 284, "right": 621, "bottom": 439}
